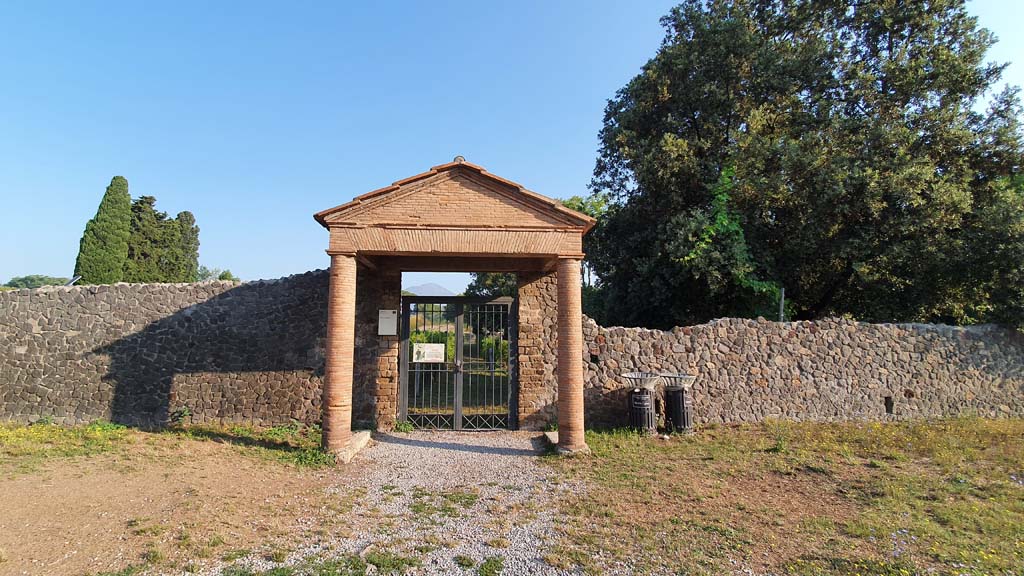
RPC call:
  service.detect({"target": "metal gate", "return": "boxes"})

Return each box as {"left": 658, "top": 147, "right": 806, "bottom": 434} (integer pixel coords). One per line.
{"left": 399, "top": 296, "right": 516, "bottom": 430}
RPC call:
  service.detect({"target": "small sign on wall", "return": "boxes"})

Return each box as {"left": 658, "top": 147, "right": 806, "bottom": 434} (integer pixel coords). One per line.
{"left": 413, "top": 343, "right": 446, "bottom": 363}
{"left": 378, "top": 310, "right": 398, "bottom": 336}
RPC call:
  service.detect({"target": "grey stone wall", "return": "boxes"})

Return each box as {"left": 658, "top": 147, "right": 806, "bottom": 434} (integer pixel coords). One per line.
{"left": 0, "top": 272, "right": 329, "bottom": 427}
{"left": 2, "top": 270, "right": 1021, "bottom": 430}
{"left": 577, "top": 316, "right": 1024, "bottom": 428}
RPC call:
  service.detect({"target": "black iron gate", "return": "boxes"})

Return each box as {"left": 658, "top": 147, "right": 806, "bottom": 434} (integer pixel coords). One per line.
{"left": 399, "top": 296, "right": 516, "bottom": 430}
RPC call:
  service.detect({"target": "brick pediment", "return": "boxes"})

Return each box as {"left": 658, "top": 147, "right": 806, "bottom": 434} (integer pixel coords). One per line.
{"left": 315, "top": 161, "right": 594, "bottom": 232}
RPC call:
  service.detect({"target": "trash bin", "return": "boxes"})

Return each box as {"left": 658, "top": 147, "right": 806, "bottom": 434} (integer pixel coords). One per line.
{"left": 622, "top": 372, "right": 660, "bottom": 434}
{"left": 628, "top": 387, "right": 657, "bottom": 435}
{"left": 662, "top": 374, "right": 696, "bottom": 433}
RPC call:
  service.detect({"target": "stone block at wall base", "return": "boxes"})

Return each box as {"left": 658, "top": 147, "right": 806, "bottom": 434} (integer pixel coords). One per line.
{"left": 334, "top": 430, "right": 372, "bottom": 464}
{"left": 542, "top": 431, "right": 591, "bottom": 456}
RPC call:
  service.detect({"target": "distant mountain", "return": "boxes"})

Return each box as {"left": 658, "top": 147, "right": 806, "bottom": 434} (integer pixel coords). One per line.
{"left": 403, "top": 282, "right": 456, "bottom": 296}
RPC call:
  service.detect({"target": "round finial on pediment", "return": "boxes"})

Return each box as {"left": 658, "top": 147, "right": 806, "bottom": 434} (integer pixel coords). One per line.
{"left": 454, "top": 155, "right": 466, "bottom": 163}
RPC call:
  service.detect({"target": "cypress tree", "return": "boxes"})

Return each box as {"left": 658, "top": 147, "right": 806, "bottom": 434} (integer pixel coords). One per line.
{"left": 74, "top": 176, "right": 132, "bottom": 284}
{"left": 173, "top": 211, "right": 200, "bottom": 282}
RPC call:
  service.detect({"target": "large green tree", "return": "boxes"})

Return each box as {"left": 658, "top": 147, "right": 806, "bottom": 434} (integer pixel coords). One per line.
{"left": 123, "top": 196, "right": 170, "bottom": 283}
{"left": 4, "top": 275, "right": 69, "bottom": 289}
{"left": 196, "top": 266, "right": 239, "bottom": 282}
{"left": 465, "top": 273, "right": 517, "bottom": 298}
{"left": 169, "top": 211, "right": 200, "bottom": 282}
{"left": 123, "top": 197, "right": 200, "bottom": 283}
{"left": 589, "top": 0, "right": 1024, "bottom": 328}
{"left": 73, "top": 176, "right": 132, "bottom": 284}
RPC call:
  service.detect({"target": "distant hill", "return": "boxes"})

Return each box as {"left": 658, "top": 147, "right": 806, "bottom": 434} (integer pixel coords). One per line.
{"left": 403, "top": 282, "right": 456, "bottom": 296}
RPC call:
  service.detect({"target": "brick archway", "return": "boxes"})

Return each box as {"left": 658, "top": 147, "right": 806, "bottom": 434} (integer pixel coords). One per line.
{"left": 314, "top": 158, "right": 594, "bottom": 459}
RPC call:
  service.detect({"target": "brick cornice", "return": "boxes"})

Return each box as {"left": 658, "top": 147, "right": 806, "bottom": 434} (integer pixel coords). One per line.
{"left": 328, "top": 226, "right": 584, "bottom": 258}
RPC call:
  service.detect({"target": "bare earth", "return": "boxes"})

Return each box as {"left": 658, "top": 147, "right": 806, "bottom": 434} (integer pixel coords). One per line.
{"left": 0, "top": 430, "right": 571, "bottom": 576}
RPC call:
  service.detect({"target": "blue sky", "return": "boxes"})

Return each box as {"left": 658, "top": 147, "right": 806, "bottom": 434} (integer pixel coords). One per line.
{"left": 2, "top": 1, "right": 1021, "bottom": 294}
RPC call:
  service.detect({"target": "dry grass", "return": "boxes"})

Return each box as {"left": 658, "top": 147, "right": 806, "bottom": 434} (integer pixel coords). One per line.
{"left": 0, "top": 421, "right": 348, "bottom": 575}
{"left": 544, "top": 418, "right": 1024, "bottom": 575}
{"left": 0, "top": 420, "right": 333, "bottom": 477}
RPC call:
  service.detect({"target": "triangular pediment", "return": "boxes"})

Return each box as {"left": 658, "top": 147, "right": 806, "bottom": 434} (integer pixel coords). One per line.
{"left": 315, "top": 161, "right": 595, "bottom": 231}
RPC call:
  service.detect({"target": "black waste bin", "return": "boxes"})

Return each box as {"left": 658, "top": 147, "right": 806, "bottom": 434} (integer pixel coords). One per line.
{"left": 628, "top": 387, "right": 657, "bottom": 435}
{"left": 662, "top": 374, "right": 696, "bottom": 433}
{"left": 664, "top": 387, "right": 693, "bottom": 432}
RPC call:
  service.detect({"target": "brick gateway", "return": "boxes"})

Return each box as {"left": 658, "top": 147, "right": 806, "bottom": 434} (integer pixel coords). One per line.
{"left": 313, "top": 158, "right": 596, "bottom": 457}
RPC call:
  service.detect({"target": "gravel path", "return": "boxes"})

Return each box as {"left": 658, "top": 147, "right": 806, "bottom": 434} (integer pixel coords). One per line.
{"left": 233, "top": 431, "right": 581, "bottom": 576}
{"left": 340, "top": 431, "right": 577, "bottom": 575}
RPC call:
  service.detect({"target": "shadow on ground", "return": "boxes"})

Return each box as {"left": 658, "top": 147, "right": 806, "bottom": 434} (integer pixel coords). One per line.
{"left": 372, "top": 432, "right": 548, "bottom": 456}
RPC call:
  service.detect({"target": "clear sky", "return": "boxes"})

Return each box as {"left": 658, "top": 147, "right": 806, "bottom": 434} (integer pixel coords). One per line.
{"left": 2, "top": 1, "right": 1020, "bottom": 294}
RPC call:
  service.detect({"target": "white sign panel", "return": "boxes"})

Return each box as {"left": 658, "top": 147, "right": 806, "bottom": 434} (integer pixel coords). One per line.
{"left": 412, "top": 343, "right": 446, "bottom": 363}
{"left": 378, "top": 309, "right": 398, "bottom": 336}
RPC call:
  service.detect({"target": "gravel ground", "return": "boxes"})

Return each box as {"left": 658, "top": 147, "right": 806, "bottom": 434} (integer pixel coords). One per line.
{"left": 208, "top": 431, "right": 581, "bottom": 576}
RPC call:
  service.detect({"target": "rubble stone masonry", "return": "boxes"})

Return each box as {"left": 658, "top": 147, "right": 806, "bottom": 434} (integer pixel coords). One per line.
{"left": 578, "top": 316, "right": 1024, "bottom": 427}
{"left": 1, "top": 271, "right": 1021, "bottom": 428}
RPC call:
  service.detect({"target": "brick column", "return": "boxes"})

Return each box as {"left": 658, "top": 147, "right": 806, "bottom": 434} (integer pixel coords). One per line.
{"left": 322, "top": 253, "right": 357, "bottom": 454}
{"left": 556, "top": 257, "right": 588, "bottom": 453}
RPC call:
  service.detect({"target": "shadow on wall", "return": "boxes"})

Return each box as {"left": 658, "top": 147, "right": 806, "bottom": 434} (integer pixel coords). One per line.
{"left": 94, "top": 271, "right": 329, "bottom": 428}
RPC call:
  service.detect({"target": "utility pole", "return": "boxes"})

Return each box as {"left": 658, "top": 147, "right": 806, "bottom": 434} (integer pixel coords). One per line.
{"left": 778, "top": 286, "right": 785, "bottom": 322}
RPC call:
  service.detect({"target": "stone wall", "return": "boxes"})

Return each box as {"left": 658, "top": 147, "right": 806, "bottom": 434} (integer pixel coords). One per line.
{"left": 0, "top": 272, "right": 329, "bottom": 427}
{"left": 576, "top": 316, "right": 1024, "bottom": 428}
{"left": 2, "top": 270, "right": 1022, "bottom": 430}
{"left": 516, "top": 271, "right": 558, "bottom": 429}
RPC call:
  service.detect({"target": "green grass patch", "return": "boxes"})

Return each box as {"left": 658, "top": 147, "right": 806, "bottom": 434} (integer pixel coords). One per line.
{"left": 477, "top": 556, "right": 503, "bottom": 576}
{"left": 0, "top": 419, "right": 337, "bottom": 473}
{"left": 363, "top": 550, "right": 420, "bottom": 574}
{"left": 170, "top": 422, "right": 335, "bottom": 468}
{"left": 85, "top": 566, "right": 146, "bottom": 576}
{"left": 221, "top": 548, "right": 251, "bottom": 562}
{"left": 440, "top": 488, "right": 479, "bottom": 508}
{"left": 408, "top": 487, "right": 463, "bottom": 520}
{"left": 301, "top": 555, "right": 368, "bottom": 575}
{"left": 545, "top": 418, "right": 1024, "bottom": 575}
{"left": 261, "top": 568, "right": 296, "bottom": 576}
{"left": 141, "top": 546, "right": 165, "bottom": 563}
{"left": 265, "top": 547, "right": 289, "bottom": 562}
{"left": 0, "top": 420, "right": 131, "bottom": 473}
{"left": 393, "top": 421, "right": 415, "bottom": 433}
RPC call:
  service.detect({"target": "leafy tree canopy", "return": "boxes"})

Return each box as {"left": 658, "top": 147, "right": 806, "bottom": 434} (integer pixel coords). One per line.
{"left": 465, "top": 272, "right": 517, "bottom": 298}
{"left": 123, "top": 197, "right": 201, "bottom": 283}
{"left": 561, "top": 194, "right": 609, "bottom": 221}
{"left": 197, "top": 266, "right": 240, "bottom": 282}
{"left": 4, "top": 275, "right": 70, "bottom": 289}
{"left": 588, "top": 0, "right": 1024, "bottom": 329}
